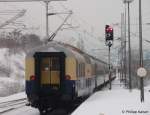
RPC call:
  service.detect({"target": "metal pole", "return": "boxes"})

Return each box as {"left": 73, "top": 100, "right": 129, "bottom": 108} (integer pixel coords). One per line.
{"left": 45, "top": 1, "right": 49, "bottom": 37}
{"left": 139, "top": 0, "right": 144, "bottom": 102}
{"left": 127, "top": 2, "right": 132, "bottom": 90}
{"left": 124, "top": 3, "right": 127, "bottom": 87}
{"left": 120, "top": 45, "right": 122, "bottom": 82}
{"left": 109, "top": 46, "right": 112, "bottom": 90}
{"left": 121, "top": 13, "right": 124, "bottom": 82}
{"left": 95, "top": 64, "right": 97, "bottom": 88}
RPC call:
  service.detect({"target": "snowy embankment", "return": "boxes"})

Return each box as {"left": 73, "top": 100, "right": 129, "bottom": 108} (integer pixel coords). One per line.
{"left": 72, "top": 77, "right": 150, "bottom": 115}
{"left": 0, "top": 48, "right": 25, "bottom": 97}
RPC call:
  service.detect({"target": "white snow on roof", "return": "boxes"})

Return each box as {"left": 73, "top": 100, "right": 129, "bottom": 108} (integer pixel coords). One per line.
{"left": 26, "top": 41, "right": 86, "bottom": 62}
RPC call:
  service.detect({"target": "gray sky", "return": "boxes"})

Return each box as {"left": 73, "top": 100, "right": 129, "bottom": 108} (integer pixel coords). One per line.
{"left": 0, "top": 0, "right": 150, "bottom": 60}
{"left": 0, "top": 0, "right": 149, "bottom": 37}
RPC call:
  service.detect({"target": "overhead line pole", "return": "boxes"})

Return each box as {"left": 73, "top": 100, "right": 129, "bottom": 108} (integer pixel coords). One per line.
{"left": 121, "top": 13, "right": 124, "bottom": 82}
{"left": 139, "top": 0, "right": 144, "bottom": 102}
{"left": 124, "top": 3, "right": 127, "bottom": 87}
{"left": 125, "top": 0, "right": 134, "bottom": 91}
{"left": 127, "top": 1, "right": 132, "bottom": 91}
{"left": 45, "top": 1, "right": 49, "bottom": 37}
{"left": 123, "top": 0, "right": 134, "bottom": 91}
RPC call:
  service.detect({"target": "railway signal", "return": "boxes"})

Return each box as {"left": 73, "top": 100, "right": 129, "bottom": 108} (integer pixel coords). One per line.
{"left": 105, "top": 25, "right": 114, "bottom": 42}
{"left": 105, "top": 25, "right": 114, "bottom": 90}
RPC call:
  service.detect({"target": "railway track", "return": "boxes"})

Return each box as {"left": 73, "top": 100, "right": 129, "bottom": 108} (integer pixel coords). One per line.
{"left": 0, "top": 98, "right": 27, "bottom": 114}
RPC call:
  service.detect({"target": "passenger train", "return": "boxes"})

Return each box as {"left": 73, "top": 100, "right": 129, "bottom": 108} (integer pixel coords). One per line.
{"left": 25, "top": 41, "right": 114, "bottom": 114}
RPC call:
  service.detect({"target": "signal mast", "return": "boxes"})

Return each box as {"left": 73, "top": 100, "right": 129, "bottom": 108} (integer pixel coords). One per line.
{"left": 105, "top": 25, "right": 114, "bottom": 90}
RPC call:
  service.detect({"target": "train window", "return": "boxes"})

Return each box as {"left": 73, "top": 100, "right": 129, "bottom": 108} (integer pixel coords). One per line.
{"left": 79, "top": 64, "right": 81, "bottom": 77}
{"left": 41, "top": 58, "right": 50, "bottom": 71}
{"left": 76, "top": 61, "right": 79, "bottom": 77}
{"left": 78, "top": 80, "right": 81, "bottom": 89}
{"left": 80, "top": 79, "right": 84, "bottom": 89}
{"left": 51, "top": 57, "right": 60, "bottom": 71}
{"left": 86, "top": 79, "right": 89, "bottom": 87}
{"left": 80, "top": 64, "right": 82, "bottom": 77}
{"left": 78, "top": 63, "right": 85, "bottom": 77}
{"left": 83, "top": 63, "right": 85, "bottom": 76}
{"left": 77, "top": 64, "right": 79, "bottom": 77}
{"left": 81, "top": 63, "right": 83, "bottom": 77}
{"left": 89, "top": 79, "right": 91, "bottom": 86}
{"left": 79, "top": 63, "right": 84, "bottom": 77}
{"left": 41, "top": 57, "right": 60, "bottom": 71}
{"left": 92, "top": 65, "right": 95, "bottom": 75}
{"left": 43, "top": 65, "right": 49, "bottom": 71}
{"left": 81, "top": 63, "right": 85, "bottom": 77}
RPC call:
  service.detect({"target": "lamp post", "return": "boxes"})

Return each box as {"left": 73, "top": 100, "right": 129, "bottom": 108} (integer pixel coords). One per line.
{"left": 44, "top": 0, "right": 67, "bottom": 37}
{"left": 123, "top": 0, "right": 134, "bottom": 91}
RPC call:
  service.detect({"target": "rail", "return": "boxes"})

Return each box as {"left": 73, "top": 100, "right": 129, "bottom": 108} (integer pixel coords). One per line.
{"left": 0, "top": 98, "right": 27, "bottom": 114}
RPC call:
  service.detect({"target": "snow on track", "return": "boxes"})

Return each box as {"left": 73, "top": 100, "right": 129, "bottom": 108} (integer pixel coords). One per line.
{"left": 1, "top": 106, "right": 39, "bottom": 115}
{"left": 0, "top": 92, "right": 26, "bottom": 103}
{"left": 0, "top": 92, "right": 39, "bottom": 115}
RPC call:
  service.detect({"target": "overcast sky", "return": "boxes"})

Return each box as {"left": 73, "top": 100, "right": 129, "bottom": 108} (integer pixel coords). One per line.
{"left": 0, "top": 0, "right": 150, "bottom": 53}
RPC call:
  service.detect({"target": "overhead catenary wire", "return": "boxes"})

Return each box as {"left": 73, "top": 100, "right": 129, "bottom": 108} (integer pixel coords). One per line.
{"left": 0, "top": 9, "right": 26, "bottom": 29}
{"left": 113, "top": 22, "right": 149, "bottom": 41}
{"left": 46, "top": 2, "right": 105, "bottom": 45}
{"left": 59, "top": 2, "right": 103, "bottom": 40}
{"left": 55, "top": 10, "right": 103, "bottom": 43}
{"left": 48, "top": 10, "right": 73, "bottom": 41}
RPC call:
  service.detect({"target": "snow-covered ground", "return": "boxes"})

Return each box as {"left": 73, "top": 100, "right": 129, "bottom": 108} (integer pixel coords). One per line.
{"left": 0, "top": 92, "right": 39, "bottom": 115}
{"left": 0, "top": 74, "right": 150, "bottom": 115}
{"left": 2, "top": 106, "right": 39, "bottom": 115}
{"left": 72, "top": 76, "right": 150, "bottom": 115}
{"left": 0, "top": 92, "right": 26, "bottom": 103}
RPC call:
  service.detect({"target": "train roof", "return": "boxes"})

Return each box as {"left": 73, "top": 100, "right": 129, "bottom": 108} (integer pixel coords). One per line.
{"left": 26, "top": 41, "right": 108, "bottom": 65}
{"left": 59, "top": 42, "right": 108, "bottom": 65}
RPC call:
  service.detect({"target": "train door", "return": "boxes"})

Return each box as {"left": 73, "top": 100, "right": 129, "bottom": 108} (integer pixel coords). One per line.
{"left": 34, "top": 52, "right": 65, "bottom": 94}
{"left": 40, "top": 57, "right": 60, "bottom": 89}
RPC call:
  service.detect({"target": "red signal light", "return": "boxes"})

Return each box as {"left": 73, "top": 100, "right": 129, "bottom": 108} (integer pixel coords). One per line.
{"left": 105, "top": 25, "right": 114, "bottom": 41}
{"left": 106, "top": 27, "right": 113, "bottom": 32}
{"left": 30, "top": 75, "right": 35, "bottom": 80}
